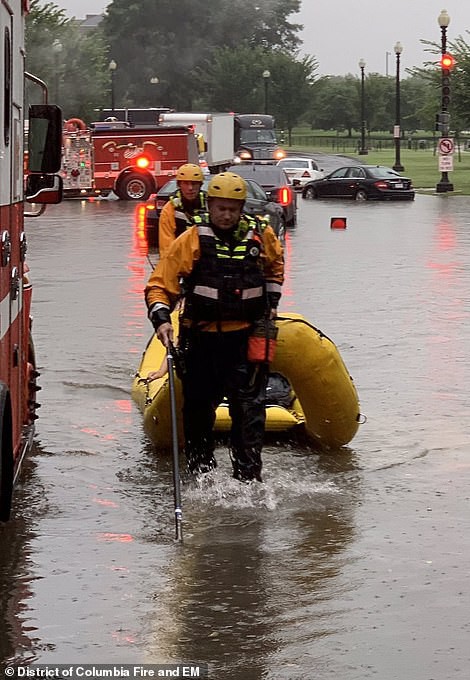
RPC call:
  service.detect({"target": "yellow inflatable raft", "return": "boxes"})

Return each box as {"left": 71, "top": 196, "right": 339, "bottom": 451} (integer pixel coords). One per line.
{"left": 131, "top": 313, "right": 361, "bottom": 451}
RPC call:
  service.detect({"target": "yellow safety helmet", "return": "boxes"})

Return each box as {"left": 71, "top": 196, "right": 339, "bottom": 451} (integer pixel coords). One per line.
{"left": 207, "top": 172, "right": 247, "bottom": 201}
{"left": 176, "top": 163, "right": 204, "bottom": 182}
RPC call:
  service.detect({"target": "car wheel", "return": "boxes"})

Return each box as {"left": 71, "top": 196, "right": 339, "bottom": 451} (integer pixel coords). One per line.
{"left": 303, "top": 186, "right": 317, "bottom": 200}
{"left": 355, "top": 189, "right": 368, "bottom": 202}
{"left": 287, "top": 212, "right": 297, "bottom": 228}
{"left": 116, "top": 173, "right": 153, "bottom": 201}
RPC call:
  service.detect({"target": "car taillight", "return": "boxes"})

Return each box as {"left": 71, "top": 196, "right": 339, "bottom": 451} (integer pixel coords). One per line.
{"left": 278, "top": 186, "right": 292, "bottom": 206}
{"left": 374, "top": 181, "right": 389, "bottom": 190}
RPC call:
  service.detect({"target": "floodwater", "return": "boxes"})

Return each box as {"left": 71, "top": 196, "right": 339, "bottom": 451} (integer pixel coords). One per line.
{"left": 1, "top": 190, "right": 469, "bottom": 679}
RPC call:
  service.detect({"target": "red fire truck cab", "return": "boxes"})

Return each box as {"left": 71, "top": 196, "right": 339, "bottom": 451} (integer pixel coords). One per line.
{"left": 1, "top": 1, "right": 63, "bottom": 521}
{"left": 61, "top": 119, "right": 200, "bottom": 200}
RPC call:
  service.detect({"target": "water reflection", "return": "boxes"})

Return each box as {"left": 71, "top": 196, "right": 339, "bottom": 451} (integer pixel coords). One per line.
{"left": 7, "top": 195, "right": 470, "bottom": 676}
{"left": 144, "top": 451, "right": 360, "bottom": 678}
{"left": 0, "top": 448, "right": 48, "bottom": 665}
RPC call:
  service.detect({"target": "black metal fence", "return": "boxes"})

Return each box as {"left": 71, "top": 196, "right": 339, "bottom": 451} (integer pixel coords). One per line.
{"left": 281, "top": 133, "right": 440, "bottom": 153}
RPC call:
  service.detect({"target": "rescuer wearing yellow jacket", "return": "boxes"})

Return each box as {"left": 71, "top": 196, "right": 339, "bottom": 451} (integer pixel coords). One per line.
{"left": 145, "top": 172, "right": 284, "bottom": 482}
{"left": 158, "top": 163, "right": 207, "bottom": 257}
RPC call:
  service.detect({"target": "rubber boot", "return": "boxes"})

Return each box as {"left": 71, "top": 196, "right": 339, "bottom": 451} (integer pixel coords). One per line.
{"left": 230, "top": 448, "right": 263, "bottom": 482}
{"left": 185, "top": 439, "right": 217, "bottom": 475}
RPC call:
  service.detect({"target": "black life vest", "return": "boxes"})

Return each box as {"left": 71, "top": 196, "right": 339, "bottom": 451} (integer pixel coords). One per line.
{"left": 183, "top": 214, "right": 268, "bottom": 323}
{"left": 170, "top": 190, "right": 207, "bottom": 238}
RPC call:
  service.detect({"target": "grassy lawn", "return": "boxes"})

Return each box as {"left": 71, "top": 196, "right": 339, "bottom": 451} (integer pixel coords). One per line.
{"left": 287, "top": 144, "right": 470, "bottom": 195}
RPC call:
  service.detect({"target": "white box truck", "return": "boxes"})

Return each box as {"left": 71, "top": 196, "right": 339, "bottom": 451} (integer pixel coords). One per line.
{"left": 159, "top": 112, "right": 234, "bottom": 172}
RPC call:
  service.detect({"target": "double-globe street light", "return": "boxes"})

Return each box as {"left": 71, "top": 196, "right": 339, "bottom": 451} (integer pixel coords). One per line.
{"left": 393, "top": 41, "right": 404, "bottom": 172}
{"left": 358, "top": 59, "right": 368, "bottom": 155}
{"left": 436, "top": 8, "right": 453, "bottom": 193}
{"left": 108, "top": 59, "right": 117, "bottom": 113}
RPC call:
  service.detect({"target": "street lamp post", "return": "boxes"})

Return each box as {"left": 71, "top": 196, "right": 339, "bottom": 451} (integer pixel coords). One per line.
{"left": 358, "top": 59, "right": 368, "bottom": 155}
{"left": 52, "top": 40, "right": 63, "bottom": 103}
{"left": 262, "top": 70, "right": 270, "bottom": 115}
{"left": 436, "top": 8, "right": 453, "bottom": 193}
{"left": 150, "top": 77, "right": 160, "bottom": 106}
{"left": 108, "top": 59, "right": 117, "bottom": 114}
{"left": 393, "top": 42, "right": 404, "bottom": 172}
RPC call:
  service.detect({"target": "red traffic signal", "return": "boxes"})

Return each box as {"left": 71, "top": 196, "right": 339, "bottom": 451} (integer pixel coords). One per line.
{"left": 440, "top": 53, "right": 456, "bottom": 69}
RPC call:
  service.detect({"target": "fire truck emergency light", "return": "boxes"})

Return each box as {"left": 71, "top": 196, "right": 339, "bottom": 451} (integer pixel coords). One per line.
{"left": 136, "top": 156, "right": 150, "bottom": 169}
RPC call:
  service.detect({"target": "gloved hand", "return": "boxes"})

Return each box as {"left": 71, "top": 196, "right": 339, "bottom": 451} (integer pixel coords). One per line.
{"left": 149, "top": 305, "right": 170, "bottom": 332}
{"left": 157, "top": 322, "right": 174, "bottom": 348}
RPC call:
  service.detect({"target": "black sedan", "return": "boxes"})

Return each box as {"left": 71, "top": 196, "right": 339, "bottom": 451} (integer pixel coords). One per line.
{"left": 145, "top": 177, "right": 285, "bottom": 247}
{"left": 227, "top": 163, "right": 297, "bottom": 227}
{"left": 302, "top": 165, "right": 415, "bottom": 201}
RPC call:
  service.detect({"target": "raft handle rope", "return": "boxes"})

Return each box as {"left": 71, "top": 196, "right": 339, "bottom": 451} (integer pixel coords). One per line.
{"left": 136, "top": 372, "right": 153, "bottom": 406}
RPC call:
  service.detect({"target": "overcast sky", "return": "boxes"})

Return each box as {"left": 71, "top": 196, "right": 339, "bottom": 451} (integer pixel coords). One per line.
{"left": 58, "top": 0, "right": 469, "bottom": 76}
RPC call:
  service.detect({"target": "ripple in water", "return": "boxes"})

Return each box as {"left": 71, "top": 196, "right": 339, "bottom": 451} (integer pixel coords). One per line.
{"left": 183, "top": 449, "right": 341, "bottom": 511}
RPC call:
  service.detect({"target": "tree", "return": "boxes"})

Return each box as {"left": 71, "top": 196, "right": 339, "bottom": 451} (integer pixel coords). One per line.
{"left": 101, "top": 0, "right": 303, "bottom": 109}
{"left": 312, "top": 76, "right": 359, "bottom": 135}
{"left": 197, "top": 46, "right": 269, "bottom": 112}
{"left": 265, "top": 52, "right": 318, "bottom": 143}
{"left": 26, "top": 1, "right": 109, "bottom": 121}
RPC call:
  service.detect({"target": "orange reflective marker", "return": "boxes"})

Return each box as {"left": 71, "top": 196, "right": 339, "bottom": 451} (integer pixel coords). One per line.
{"left": 330, "top": 217, "right": 347, "bottom": 230}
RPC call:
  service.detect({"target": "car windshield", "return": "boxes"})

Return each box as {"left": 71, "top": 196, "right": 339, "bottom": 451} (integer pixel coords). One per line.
{"left": 278, "top": 159, "right": 310, "bottom": 170}
{"left": 229, "top": 166, "right": 286, "bottom": 185}
{"left": 239, "top": 129, "right": 276, "bottom": 143}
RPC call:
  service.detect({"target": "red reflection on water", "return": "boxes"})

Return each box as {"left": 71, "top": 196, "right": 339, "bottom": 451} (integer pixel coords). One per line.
{"left": 111, "top": 630, "right": 137, "bottom": 644}
{"left": 424, "top": 216, "right": 468, "bottom": 405}
{"left": 97, "top": 533, "right": 134, "bottom": 542}
{"left": 114, "top": 399, "right": 132, "bottom": 413}
{"left": 80, "top": 427, "right": 116, "bottom": 441}
{"left": 93, "top": 498, "right": 119, "bottom": 508}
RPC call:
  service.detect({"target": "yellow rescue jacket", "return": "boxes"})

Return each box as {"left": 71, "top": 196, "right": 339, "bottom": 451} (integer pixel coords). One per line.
{"left": 145, "top": 215, "right": 284, "bottom": 333}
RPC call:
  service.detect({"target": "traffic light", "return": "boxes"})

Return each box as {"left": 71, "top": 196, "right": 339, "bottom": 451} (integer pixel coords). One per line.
{"left": 439, "top": 54, "right": 455, "bottom": 108}
{"left": 440, "top": 53, "right": 456, "bottom": 70}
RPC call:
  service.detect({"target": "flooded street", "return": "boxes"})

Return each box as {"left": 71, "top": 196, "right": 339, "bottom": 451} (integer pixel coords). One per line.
{"left": 1, "top": 191, "right": 469, "bottom": 679}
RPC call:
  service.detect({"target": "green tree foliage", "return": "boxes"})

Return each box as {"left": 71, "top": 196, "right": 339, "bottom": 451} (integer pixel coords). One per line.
{"left": 101, "top": 0, "right": 302, "bottom": 109}
{"left": 266, "top": 52, "right": 318, "bottom": 141}
{"left": 26, "top": 0, "right": 109, "bottom": 121}
{"left": 312, "top": 75, "right": 359, "bottom": 135}
{"left": 197, "top": 46, "right": 317, "bottom": 141}
{"left": 197, "top": 46, "right": 269, "bottom": 112}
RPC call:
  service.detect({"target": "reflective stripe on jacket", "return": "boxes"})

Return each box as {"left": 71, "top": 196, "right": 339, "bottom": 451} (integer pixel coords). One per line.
{"left": 182, "top": 215, "right": 266, "bottom": 323}
{"left": 158, "top": 190, "right": 207, "bottom": 258}
{"left": 145, "top": 214, "right": 284, "bottom": 333}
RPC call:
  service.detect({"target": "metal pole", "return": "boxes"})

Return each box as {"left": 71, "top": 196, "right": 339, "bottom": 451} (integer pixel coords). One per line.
{"left": 264, "top": 78, "right": 268, "bottom": 115}
{"left": 393, "top": 48, "right": 404, "bottom": 171}
{"left": 359, "top": 64, "right": 368, "bottom": 155}
{"left": 111, "top": 71, "right": 115, "bottom": 114}
{"left": 436, "top": 19, "right": 453, "bottom": 192}
{"left": 167, "top": 345, "right": 183, "bottom": 542}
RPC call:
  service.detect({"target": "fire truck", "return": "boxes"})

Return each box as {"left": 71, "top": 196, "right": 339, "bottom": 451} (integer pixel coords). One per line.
{"left": 1, "top": 0, "right": 63, "bottom": 521}
{"left": 61, "top": 118, "right": 200, "bottom": 200}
